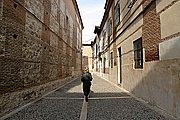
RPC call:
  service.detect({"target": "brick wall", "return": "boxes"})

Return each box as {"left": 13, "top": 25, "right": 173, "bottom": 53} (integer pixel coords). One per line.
{"left": 142, "top": 0, "right": 161, "bottom": 61}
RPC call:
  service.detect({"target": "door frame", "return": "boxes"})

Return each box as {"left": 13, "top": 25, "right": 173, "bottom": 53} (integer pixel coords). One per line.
{"left": 118, "top": 47, "right": 122, "bottom": 84}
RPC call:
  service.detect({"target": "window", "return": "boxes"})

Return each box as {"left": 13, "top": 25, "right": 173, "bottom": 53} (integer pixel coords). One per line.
{"left": 96, "top": 44, "right": 98, "bottom": 58}
{"left": 103, "top": 57, "right": 106, "bottom": 73}
{"left": 66, "top": 16, "right": 69, "bottom": 31}
{"left": 127, "top": 0, "right": 131, "bottom": 8}
{"left": 114, "top": 3, "right": 120, "bottom": 28}
{"left": 133, "top": 38, "right": 143, "bottom": 69}
{"left": 110, "top": 52, "right": 113, "bottom": 68}
{"left": 102, "top": 31, "right": 106, "bottom": 49}
{"left": 108, "top": 18, "right": 112, "bottom": 36}
{"left": 128, "top": 0, "right": 137, "bottom": 8}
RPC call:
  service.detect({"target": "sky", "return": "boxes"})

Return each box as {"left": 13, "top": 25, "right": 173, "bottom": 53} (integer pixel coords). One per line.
{"left": 76, "top": 0, "right": 105, "bottom": 44}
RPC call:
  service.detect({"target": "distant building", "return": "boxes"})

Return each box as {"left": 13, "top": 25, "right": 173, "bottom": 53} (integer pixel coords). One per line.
{"left": 93, "top": 0, "right": 180, "bottom": 118}
{"left": 82, "top": 44, "right": 93, "bottom": 72}
{"left": 0, "top": 0, "right": 83, "bottom": 117}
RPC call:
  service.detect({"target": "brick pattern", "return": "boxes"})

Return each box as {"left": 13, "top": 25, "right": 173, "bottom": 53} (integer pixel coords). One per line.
{"left": 0, "top": 0, "right": 82, "bottom": 116}
{"left": 142, "top": 1, "right": 161, "bottom": 61}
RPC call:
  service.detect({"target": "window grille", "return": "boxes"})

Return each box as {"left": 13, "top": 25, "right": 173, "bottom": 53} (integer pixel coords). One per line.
{"left": 114, "top": 3, "right": 120, "bottom": 28}
{"left": 133, "top": 38, "right": 143, "bottom": 69}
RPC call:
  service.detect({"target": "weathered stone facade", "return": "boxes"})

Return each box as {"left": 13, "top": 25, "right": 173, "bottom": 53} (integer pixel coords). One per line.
{"left": 0, "top": 0, "right": 83, "bottom": 117}
{"left": 82, "top": 44, "right": 93, "bottom": 72}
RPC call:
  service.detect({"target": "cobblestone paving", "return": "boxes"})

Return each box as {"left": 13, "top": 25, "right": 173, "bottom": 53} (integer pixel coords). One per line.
{"left": 5, "top": 99, "right": 82, "bottom": 120}
{"left": 3, "top": 75, "right": 176, "bottom": 120}
{"left": 87, "top": 74, "right": 175, "bottom": 120}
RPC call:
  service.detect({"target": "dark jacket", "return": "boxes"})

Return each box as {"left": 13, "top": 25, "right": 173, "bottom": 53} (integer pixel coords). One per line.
{"left": 81, "top": 72, "right": 92, "bottom": 83}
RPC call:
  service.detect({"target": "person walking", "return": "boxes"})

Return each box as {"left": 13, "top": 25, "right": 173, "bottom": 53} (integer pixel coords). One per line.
{"left": 81, "top": 67, "right": 92, "bottom": 102}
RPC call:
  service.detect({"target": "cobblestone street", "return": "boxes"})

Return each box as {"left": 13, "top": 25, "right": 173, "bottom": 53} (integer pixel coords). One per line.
{"left": 2, "top": 74, "right": 175, "bottom": 120}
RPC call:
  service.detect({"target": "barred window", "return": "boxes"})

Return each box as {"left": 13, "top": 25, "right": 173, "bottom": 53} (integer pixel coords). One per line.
{"left": 127, "top": 0, "right": 132, "bottom": 8}
{"left": 102, "top": 31, "right": 106, "bottom": 49}
{"left": 66, "top": 16, "right": 69, "bottom": 31}
{"left": 133, "top": 38, "right": 143, "bottom": 69}
{"left": 114, "top": 3, "right": 120, "bottom": 28}
{"left": 128, "top": 0, "right": 137, "bottom": 8}
{"left": 108, "top": 18, "right": 112, "bottom": 36}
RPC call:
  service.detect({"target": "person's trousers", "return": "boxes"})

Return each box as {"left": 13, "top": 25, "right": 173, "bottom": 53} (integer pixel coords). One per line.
{"left": 83, "top": 82, "right": 91, "bottom": 97}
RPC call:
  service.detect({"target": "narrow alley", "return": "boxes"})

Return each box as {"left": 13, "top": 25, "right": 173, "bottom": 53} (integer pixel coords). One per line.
{"left": 0, "top": 0, "right": 180, "bottom": 119}
{"left": 1, "top": 74, "right": 175, "bottom": 120}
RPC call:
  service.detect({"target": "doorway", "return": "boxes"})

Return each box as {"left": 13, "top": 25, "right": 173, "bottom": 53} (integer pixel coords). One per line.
{"left": 103, "top": 57, "right": 106, "bottom": 73}
{"left": 118, "top": 47, "right": 122, "bottom": 84}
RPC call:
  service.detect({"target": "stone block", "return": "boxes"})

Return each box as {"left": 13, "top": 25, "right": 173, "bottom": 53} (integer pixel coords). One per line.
{"left": 0, "top": 23, "right": 6, "bottom": 54}
{"left": 62, "top": 29, "right": 67, "bottom": 43}
{"left": 50, "top": 31, "right": 58, "bottom": 48}
{"left": 5, "top": 24, "right": 24, "bottom": 58}
{"left": 50, "top": 14, "right": 59, "bottom": 35}
{"left": 22, "top": 35, "right": 43, "bottom": 62}
{"left": 0, "top": 56, "right": 23, "bottom": 94}
{"left": 3, "top": 0, "right": 26, "bottom": 25}
{"left": 51, "top": 0, "right": 58, "bottom": 19}
{"left": 0, "top": 21, "right": 6, "bottom": 35}
{"left": 41, "top": 44, "right": 50, "bottom": 63}
{"left": 41, "top": 25, "right": 50, "bottom": 44}
{"left": 49, "top": 47, "right": 59, "bottom": 64}
{"left": 60, "top": 0, "right": 65, "bottom": 14}
{"left": 58, "top": 38, "right": 63, "bottom": 50}
{"left": 57, "top": 64, "right": 62, "bottom": 79}
{"left": 0, "top": 0, "right": 3, "bottom": 20}
{"left": 60, "top": 13, "right": 65, "bottom": 29}
{"left": 43, "top": 0, "right": 51, "bottom": 27}
{"left": 49, "top": 64, "right": 58, "bottom": 80}
{"left": 40, "top": 62, "right": 50, "bottom": 82}
{"left": 0, "top": 35, "right": 5, "bottom": 55}
{"left": 25, "top": 0, "right": 44, "bottom": 22}
{"left": 20, "top": 62, "right": 41, "bottom": 86}
{"left": 63, "top": 42, "right": 66, "bottom": 54}
{"left": 25, "top": 13, "right": 42, "bottom": 40}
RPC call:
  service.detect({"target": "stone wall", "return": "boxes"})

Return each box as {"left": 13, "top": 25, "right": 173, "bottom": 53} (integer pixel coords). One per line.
{"left": 0, "top": 0, "right": 82, "bottom": 117}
